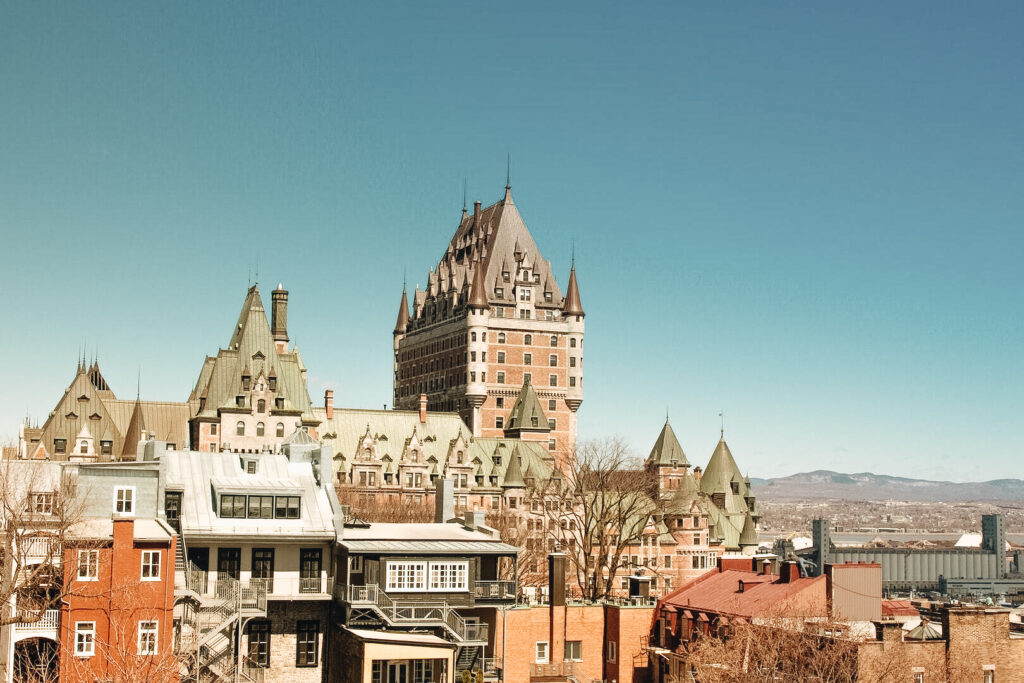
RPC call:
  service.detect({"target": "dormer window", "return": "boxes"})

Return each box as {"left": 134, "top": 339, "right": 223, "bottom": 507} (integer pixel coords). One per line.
{"left": 495, "top": 287, "right": 503, "bottom": 297}
{"left": 502, "top": 271, "right": 510, "bottom": 281}
{"left": 236, "top": 396, "right": 245, "bottom": 408}
{"left": 242, "top": 376, "right": 251, "bottom": 391}
{"left": 257, "top": 399, "right": 265, "bottom": 413}
{"left": 545, "top": 292, "right": 552, "bottom": 302}
{"left": 457, "top": 450, "right": 464, "bottom": 464}
{"left": 269, "top": 377, "right": 277, "bottom": 391}
{"left": 519, "top": 289, "right": 531, "bottom": 302}
{"left": 54, "top": 439, "right": 66, "bottom": 454}
{"left": 79, "top": 441, "right": 89, "bottom": 454}
{"left": 275, "top": 398, "right": 284, "bottom": 409}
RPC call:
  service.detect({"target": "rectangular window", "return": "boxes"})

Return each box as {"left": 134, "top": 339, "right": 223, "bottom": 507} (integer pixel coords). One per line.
{"left": 32, "top": 492, "right": 54, "bottom": 515}
{"left": 494, "top": 306, "right": 504, "bottom": 317}
{"left": 497, "top": 372, "right": 505, "bottom": 384}
{"left": 549, "top": 374, "right": 557, "bottom": 387}
{"left": 114, "top": 487, "right": 135, "bottom": 515}
{"left": 524, "top": 353, "right": 532, "bottom": 365}
{"left": 100, "top": 440, "right": 112, "bottom": 455}
{"left": 252, "top": 548, "right": 275, "bottom": 591}
{"left": 296, "top": 621, "right": 319, "bottom": 667}
{"left": 495, "top": 416, "right": 504, "bottom": 429}
{"left": 495, "top": 287, "right": 503, "bottom": 297}
{"left": 607, "top": 641, "right": 617, "bottom": 662}
{"left": 138, "top": 621, "right": 158, "bottom": 655}
{"left": 496, "top": 397, "right": 504, "bottom": 408}
{"left": 248, "top": 621, "right": 270, "bottom": 667}
{"left": 570, "top": 356, "right": 576, "bottom": 368}
{"left": 693, "top": 533, "right": 701, "bottom": 545}
{"left": 569, "top": 376, "right": 576, "bottom": 387}
{"left": 549, "top": 354, "right": 557, "bottom": 366}
{"left": 548, "top": 439, "right": 556, "bottom": 451}
{"left": 141, "top": 550, "right": 161, "bottom": 580}
{"left": 274, "top": 496, "right": 300, "bottom": 519}
{"left": 524, "top": 372, "right": 531, "bottom": 384}
{"left": 565, "top": 640, "right": 582, "bottom": 661}
{"left": 54, "top": 439, "right": 67, "bottom": 454}
{"left": 247, "top": 495, "right": 274, "bottom": 519}
{"left": 428, "top": 562, "right": 468, "bottom": 591}
{"left": 497, "top": 351, "right": 505, "bottom": 363}
{"left": 519, "top": 309, "right": 531, "bottom": 319}
{"left": 386, "top": 561, "right": 427, "bottom": 591}
{"left": 664, "top": 555, "right": 672, "bottom": 568}
{"left": 220, "top": 494, "right": 246, "bottom": 518}
{"left": 210, "top": 423, "right": 218, "bottom": 435}
{"left": 75, "top": 622, "right": 95, "bottom": 656}
{"left": 535, "top": 641, "right": 549, "bottom": 664}
{"left": 78, "top": 549, "right": 99, "bottom": 581}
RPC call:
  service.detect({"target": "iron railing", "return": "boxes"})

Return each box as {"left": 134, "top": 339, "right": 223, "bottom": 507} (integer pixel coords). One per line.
{"left": 472, "top": 580, "right": 516, "bottom": 600}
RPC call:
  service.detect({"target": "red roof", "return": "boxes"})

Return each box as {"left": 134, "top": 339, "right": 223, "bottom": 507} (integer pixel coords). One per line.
{"left": 658, "top": 566, "right": 826, "bottom": 619}
{"left": 882, "top": 599, "right": 919, "bottom": 618}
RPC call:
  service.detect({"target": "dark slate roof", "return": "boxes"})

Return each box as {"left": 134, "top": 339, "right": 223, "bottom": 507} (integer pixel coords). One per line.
{"left": 562, "top": 265, "right": 584, "bottom": 316}
{"left": 647, "top": 420, "right": 689, "bottom": 467}
{"left": 394, "top": 288, "right": 410, "bottom": 334}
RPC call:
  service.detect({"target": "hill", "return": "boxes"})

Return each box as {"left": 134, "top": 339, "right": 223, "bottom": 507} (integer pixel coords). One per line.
{"left": 749, "top": 470, "right": 1024, "bottom": 502}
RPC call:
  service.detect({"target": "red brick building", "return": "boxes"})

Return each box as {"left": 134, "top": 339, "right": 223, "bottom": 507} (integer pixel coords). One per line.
{"left": 59, "top": 517, "right": 177, "bottom": 682}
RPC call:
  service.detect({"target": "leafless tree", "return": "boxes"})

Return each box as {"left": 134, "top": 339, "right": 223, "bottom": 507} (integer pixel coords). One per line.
{"left": 0, "top": 460, "right": 85, "bottom": 629}
{"left": 529, "top": 436, "right": 665, "bottom": 601}
{"left": 335, "top": 487, "right": 435, "bottom": 523}
{"left": 484, "top": 508, "right": 546, "bottom": 587}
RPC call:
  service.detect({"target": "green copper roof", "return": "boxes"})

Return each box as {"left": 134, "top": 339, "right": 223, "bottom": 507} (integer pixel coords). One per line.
{"left": 505, "top": 379, "right": 549, "bottom": 432}
{"left": 739, "top": 512, "right": 758, "bottom": 546}
{"left": 646, "top": 420, "right": 689, "bottom": 467}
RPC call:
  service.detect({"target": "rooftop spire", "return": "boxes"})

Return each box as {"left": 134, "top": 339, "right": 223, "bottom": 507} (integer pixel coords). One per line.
{"left": 562, "top": 264, "right": 584, "bottom": 317}
{"left": 467, "top": 261, "right": 489, "bottom": 310}
{"left": 394, "top": 286, "right": 410, "bottom": 335}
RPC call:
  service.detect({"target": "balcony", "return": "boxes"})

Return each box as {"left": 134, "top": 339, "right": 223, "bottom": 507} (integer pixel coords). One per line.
{"left": 472, "top": 580, "right": 516, "bottom": 601}
{"left": 14, "top": 609, "right": 59, "bottom": 634}
{"left": 344, "top": 585, "right": 488, "bottom": 644}
{"left": 249, "top": 576, "right": 334, "bottom": 600}
{"left": 530, "top": 661, "right": 578, "bottom": 680}
{"left": 21, "top": 537, "right": 61, "bottom": 565}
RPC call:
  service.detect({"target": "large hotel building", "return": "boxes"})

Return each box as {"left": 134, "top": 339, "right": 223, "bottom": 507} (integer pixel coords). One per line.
{"left": 392, "top": 185, "right": 585, "bottom": 464}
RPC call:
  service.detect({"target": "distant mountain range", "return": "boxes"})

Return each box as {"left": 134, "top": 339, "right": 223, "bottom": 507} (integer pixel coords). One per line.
{"left": 749, "top": 470, "right": 1024, "bottom": 502}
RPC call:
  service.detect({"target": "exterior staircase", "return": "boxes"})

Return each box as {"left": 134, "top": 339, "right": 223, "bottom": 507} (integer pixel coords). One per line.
{"left": 345, "top": 585, "right": 488, "bottom": 644}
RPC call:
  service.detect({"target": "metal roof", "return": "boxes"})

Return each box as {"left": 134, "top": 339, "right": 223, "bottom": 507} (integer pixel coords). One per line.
{"left": 340, "top": 539, "right": 519, "bottom": 555}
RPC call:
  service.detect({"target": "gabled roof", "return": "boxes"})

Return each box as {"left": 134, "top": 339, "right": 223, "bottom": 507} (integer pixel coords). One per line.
{"left": 659, "top": 566, "right": 826, "bottom": 619}
{"left": 505, "top": 380, "right": 549, "bottom": 432}
{"left": 647, "top": 420, "right": 689, "bottom": 467}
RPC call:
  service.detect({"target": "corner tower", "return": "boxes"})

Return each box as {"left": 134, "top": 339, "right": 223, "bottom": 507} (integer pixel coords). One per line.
{"left": 393, "top": 185, "right": 585, "bottom": 467}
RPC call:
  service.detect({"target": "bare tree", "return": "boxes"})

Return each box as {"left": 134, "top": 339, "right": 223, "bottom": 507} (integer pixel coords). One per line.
{"left": 0, "top": 461, "right": 85, "bottom": 629}
{"left": 530, "top": 437, "right": 664, "bottom": 601}
{"left": 484, "top": 508, "right": 546, "bottom": 587}
{"left": 335, "top": 488, "right": 434, "bottom": 523}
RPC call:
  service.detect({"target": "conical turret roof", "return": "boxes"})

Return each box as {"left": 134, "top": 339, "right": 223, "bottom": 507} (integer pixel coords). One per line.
{"left": 467, "top": 261, "right": 488, "bottom": 310}
{"left": 505, "top": 379, "right": 549, "bottom": 432}
{"left": 502, "top": 445, "right": 526, "bottom": 488}
{"left": 739, "top": 512, "right": 758, "bottom": 547}
{"left": 394, "top": 288, "right": 410, "bottom": 334}
{"left": 700, "top": 438, "right": 744, "bottom": 496}
{"left": 562, "top": 265, "right": 584, "bottom": 316}
{"left": 647, "top": 419, "right": 689, "bottom": 467}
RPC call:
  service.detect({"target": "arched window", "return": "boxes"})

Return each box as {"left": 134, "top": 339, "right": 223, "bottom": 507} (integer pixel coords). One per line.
{"left": 524, "top": 334, "right": 532, "bottom": 345}
{"left": 471, "top": 332, "right": 477, "bottom": 341}
{"left": 498, "top": 333, "right": 506, "bottom": 343}
{"left": 80, "top": 441, "right": 88, "bottom": 454}
{"left": 257, "top": 399, "right": 265, "bottom": 413}
{"left": 276, "top": 423, "right": 284, "bottom": 437}
{"left": 570, "top": 338, "right": 577, "bottom": 348}
{"left": 550, "top": 335, "right": 557, "bottom": 347}
{"left": 256, "top": 422, "right": 265, "bottom": 437}
{"left": 236, "top": 421, "right": 245, "bottom": 436}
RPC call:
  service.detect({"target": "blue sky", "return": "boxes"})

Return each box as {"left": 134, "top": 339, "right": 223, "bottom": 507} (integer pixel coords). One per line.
{"left": 1, "top": 2, "right": 1021, "bottom": 480}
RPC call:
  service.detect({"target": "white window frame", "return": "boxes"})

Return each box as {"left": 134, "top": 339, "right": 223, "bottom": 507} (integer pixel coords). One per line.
{"left": 386, "top": 561, "right": 427, "bottom": 592}
{"left": 138, "top": 620, "right": 158, "bottom": 655}
{"left": 114, "top": 486, "right": 135, "bottom": 515}
{"left": 75, "top": 622, "right": 96, "bottom": 657}
{"left": 564, "top": 640, "right": 582, "bottom": 662}
{"left": 77, "top": 549, "right": 99, "bottom": 581}
{"left": 428, "top": 561, "right": 468, "bottom": 591}
{"left": 535, "top": 641, "right": 549, "bottom": 664}
{"left": 141, "top": 550, "right": 161, "bottom": 581}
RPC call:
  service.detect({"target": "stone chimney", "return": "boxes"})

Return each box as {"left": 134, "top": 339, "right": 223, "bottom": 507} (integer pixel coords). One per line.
{"left": 464, "top": 510, "right": 486, "bottom": 530}
{"left": 434, "top": 478, "right": 454, "bottom": 523}
{"left": 779, "top": 560, "right": 801, "bottom": 584}
{"left": 473, "top": 200, "right": 481, "bottom": 227}
{"left": 324, "top": 390, "right": 334, "bottom": 419}
{"left": 419, "top": 393, "right": 427, "bottom": 424}
{"left": 272, "top": 284, "right": 289, "bottom": 352}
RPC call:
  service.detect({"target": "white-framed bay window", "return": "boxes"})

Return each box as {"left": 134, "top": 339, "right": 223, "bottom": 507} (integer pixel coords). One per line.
{"left": 386, "top": 561, "right": 427, "bottom": 591}
{"left": 429, "top": 561, "right": 468, "bottom": 591}
{"left": 386, "top": 560, "right": 470, "bottom": 592}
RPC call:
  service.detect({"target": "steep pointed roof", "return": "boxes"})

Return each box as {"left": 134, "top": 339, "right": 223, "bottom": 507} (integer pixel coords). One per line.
{"left": 700, "top": 438, "right": 744, "bottom": 496}
{"left": 121, "top": 398, "right": 147, "bottom": 457}
{"left": 666, "top": 471, "right": 701, "bottom": 514}
{"left": 394, "top": 287, "right": 410, "bottom": 334}
{"left": 505, "top": 379, "right": 549, "bottom": 432}
{"left": 647, "top": 420, "right": 689, "bottom": 467}
{"left": 501, "top": 446, "right": 526, "bottom": 488}
{"left": 739, "top": 512, "right": 758, "bottom": 547}
{"left": 467, "top": 261, "right": 488, "bottom": 310}
{"left": 562, "top": 265, "right": 584, "bottom": 317}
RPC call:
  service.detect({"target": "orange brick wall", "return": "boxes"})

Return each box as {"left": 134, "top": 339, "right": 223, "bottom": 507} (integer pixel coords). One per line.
{"left": 59, "top": 519, "right": 176, "bottom": 683}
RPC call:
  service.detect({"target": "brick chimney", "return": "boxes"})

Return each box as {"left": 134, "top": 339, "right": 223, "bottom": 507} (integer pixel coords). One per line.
{"left": 779, "top": 560, "right": 801, "bottom": 583}
{"left": 434, "top": 478, "right": 454, "bottom": 523}
{"left": 324, "top": 389, "right": 334, "bottom": 419}
{"left": 419, "top": 393, "right": 427, "bottom": 423}
{"left": 548, "top": 553, "right": 566, "bottom": 607}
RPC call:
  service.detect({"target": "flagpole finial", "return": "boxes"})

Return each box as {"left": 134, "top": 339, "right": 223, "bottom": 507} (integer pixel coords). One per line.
{"left": 505, "top": 153, "right": 511, "bottom": 190}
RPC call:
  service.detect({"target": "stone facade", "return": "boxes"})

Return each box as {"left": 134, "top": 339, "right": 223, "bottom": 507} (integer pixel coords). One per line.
{"left": 244, "top": 602, "right": 329, "bottom": 683}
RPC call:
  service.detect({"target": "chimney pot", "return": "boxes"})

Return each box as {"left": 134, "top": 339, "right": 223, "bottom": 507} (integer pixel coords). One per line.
{"left": 419, "top": 393, "right": 427, "bottom": 423}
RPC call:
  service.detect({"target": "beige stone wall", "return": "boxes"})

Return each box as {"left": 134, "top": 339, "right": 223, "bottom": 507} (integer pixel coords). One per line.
{"left": 244, "top": 602, "right": 329, "bottom": 683}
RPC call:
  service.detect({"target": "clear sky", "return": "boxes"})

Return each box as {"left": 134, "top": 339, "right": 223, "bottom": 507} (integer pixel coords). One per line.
{"left": 1, "top": 2, "right": 1021, "bottom": 480}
